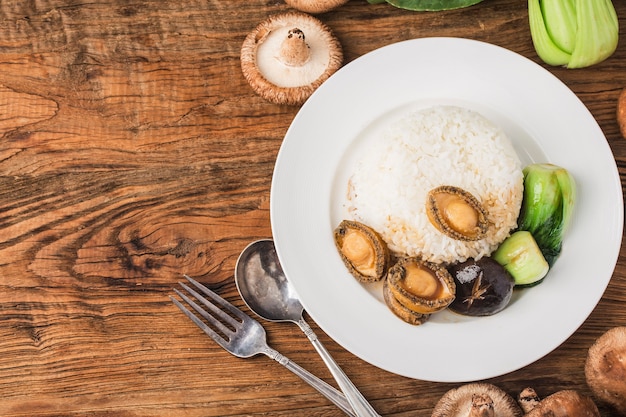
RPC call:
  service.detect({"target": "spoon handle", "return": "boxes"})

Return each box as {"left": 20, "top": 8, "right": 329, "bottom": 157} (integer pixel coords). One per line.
{"left": 299, "top": 318, "right": 381, "bottom": 417}
{"left": 263, "top": 346, "right": 357, "bottom": 417}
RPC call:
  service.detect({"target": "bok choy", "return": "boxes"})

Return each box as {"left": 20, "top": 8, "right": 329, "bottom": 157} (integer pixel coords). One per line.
{"left": 528, "top": 0, "right": 619, "bottom": 68}
{"left": 493, "top": 231, "right": 549, "bottom": 287}
{"left": 517, "top": 163, "right": 576, "bottom": 267}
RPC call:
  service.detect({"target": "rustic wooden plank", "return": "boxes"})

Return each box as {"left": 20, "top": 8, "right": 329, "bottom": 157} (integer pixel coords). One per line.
{"left": 0, "top": 0, "right": 624, "bottom": 415}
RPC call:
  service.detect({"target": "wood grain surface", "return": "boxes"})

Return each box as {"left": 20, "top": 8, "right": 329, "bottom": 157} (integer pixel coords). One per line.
{"left": 0, "top": 0, "right": 625, "bottom": 416}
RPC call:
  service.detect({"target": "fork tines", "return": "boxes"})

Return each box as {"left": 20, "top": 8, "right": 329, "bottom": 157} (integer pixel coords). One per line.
{"left": 171, "top": 275, "right": 245, "bottom": 348}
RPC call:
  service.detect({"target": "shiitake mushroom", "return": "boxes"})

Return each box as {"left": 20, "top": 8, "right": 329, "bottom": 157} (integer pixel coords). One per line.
{"left": 520, "top": 388, "right": 600, "bottom": 417}
{"left": 618, "top": 87, "right": 626, "bottom": 139}
{"left": 284, "top": 0, "right": 349, "bottom": 13}
{"left": 584, "top": 327, "right": 626, "bottom": 415}
{"left": 447, "top": 257, "right": 515, "bottom": 316}
{"left": 431, "top": 383, "right": 523, "bottom": 417}
{"left": 240, "top": 12, "right": 343, "bottom": 106}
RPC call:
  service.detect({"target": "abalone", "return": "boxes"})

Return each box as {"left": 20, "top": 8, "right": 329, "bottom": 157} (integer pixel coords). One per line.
{"left": 426, "top": 185, "right": 489, "bottom": 241}
{"left": 386, "top": 257, "right": 456, "bottom": 315}
{"left": 334, "top": 220, "right": 390, "bottom": 282}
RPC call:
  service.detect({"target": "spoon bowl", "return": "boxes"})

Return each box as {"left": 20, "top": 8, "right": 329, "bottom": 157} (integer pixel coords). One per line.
{"left": 235, "top": 239, "right": 380, "bottom": 417}
{"left": 235, "top": 239, "right": 304, "bottom": 324}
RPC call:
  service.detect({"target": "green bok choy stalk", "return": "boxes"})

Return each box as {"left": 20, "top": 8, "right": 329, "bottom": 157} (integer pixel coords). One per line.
{"left": 528, "top": 0, "right": 619, "bottom": 68}
{"left": 493, "top": 231, "right": 549, "bottom": 286}
{"left": 517, "top": 163, "right": 576, "bottom": 267}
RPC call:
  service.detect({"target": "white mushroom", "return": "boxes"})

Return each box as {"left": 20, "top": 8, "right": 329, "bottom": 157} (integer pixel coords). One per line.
{"left": 432, "top": 383, "right": 523, "bottom": 417}
{"left": 240, "top": 12, "right": 343, "bottom": 106}
{"left": 284, "top": 0, "right": 350, "bottom": 14}
{"left": 585, "top": 326, "right": 626, "bottom": 415}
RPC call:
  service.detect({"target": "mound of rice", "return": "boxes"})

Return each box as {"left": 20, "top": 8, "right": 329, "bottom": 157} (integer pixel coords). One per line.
{"left": 346, "top": 105, "right": 524, "bottom": 264}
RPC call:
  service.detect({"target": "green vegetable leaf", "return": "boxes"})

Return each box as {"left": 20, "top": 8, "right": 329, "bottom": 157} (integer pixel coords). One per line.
{"left": 384, "top": 0, "right": 483, "bottom": 11}
{"left": 517, "top": 163, "right": 576, "bottom": 267}
{"left": 554, "top": 166, "right": 576, "bottom": 233}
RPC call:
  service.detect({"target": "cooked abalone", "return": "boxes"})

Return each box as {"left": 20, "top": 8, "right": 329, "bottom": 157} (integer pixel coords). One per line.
{"left": 386, "top": 257, "right": 455, "bottom": 315}
{"left": 383, "top": 278, "right": 430, "bottom": 325}
{"left": 426, "top": 185, "right": 489, "bottom": 241}
{"left": 334, "top": 220, "right": 390, "bottom": 282}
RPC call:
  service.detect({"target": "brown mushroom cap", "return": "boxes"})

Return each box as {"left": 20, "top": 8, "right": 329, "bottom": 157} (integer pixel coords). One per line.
{"left": 240, "top": 12, "right": 343, "bottom": 106}
{"left": 284, "top": 0, "right": 350, "bottom": 14}
{"left": 618, "top": 88, "right": 626, "bottom": 139}
{"left": 524, "top": 390, "right": 600, "bottom": 417}
{"left": 431, "top": 383, "right": 523, "bottom": 417}
{"left": 585, "top": 326, "right": 626, "bottom": 414}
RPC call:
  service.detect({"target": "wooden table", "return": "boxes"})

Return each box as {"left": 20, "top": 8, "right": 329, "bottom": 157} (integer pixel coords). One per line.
{"left": 0, "top": 1, "right": 624, "bottom": 415}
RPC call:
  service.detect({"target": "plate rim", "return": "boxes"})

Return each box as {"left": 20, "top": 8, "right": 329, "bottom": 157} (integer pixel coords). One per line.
{"left": 270, "top": 36, "right": 624, "bottom": 382}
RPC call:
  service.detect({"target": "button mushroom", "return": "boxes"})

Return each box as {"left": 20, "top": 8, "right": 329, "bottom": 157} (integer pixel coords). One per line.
{"left": 431, "top": 383, "right": 523, "bottom": 417}
{"left": 585, "top": 326, "right": 626, "bottom": 415}
{"left": 518, "top": 388, "right": 600, "bottom": 417}
{"left": 284, "top": 0, "right": 349, "bottom": 14}
{"left": 240, "top": 12, "right": 343, "bottom": 106}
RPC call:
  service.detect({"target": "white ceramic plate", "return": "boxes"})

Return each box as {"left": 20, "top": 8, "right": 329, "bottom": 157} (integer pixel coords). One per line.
{"left": 270, "top": 38, "right": 623, "bottom": 382}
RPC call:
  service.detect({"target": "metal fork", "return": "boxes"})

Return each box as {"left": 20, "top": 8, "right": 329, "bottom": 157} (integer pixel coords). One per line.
{"left": 171, "top": 275, "right": 356, "bottom": 417}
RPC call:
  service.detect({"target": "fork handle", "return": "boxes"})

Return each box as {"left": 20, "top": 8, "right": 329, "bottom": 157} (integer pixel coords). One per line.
{"left": 299, "top": 318, "right": 381, "bottom": 417}
{"left": 263, "top": 346, "right": 356, "bottom": 417}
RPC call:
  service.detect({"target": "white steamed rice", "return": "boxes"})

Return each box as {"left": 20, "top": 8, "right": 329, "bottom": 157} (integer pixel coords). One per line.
{"left": 346, "top": 105, "right": 524, "bottom": 264}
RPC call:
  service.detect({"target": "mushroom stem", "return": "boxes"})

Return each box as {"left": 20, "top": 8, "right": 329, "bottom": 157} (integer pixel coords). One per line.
{"left": 279, "top": 28, "right": 310, "bottom": 67}
{"left": 517, "top": 387, "right": 541, "bottom": 413}
{"left": 469, "top": 394, "right": 495, "bottom": 417}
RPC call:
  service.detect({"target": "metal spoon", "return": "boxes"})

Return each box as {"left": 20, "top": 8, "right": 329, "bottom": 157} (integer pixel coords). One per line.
{"left": 235, "top": 239, "right": 380, "bottom": 417}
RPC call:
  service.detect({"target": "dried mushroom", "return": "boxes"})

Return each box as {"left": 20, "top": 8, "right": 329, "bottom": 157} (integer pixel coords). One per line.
{"left": 585, "top": 326, "right": 626, "bottom": 415}
{"left": 517, "top": 387, "right": 541, "bottom": 413}
{"left": 426, "top": 186, "right": 489, "bottom": 241}
{"left": 240, "top": 12, "right": 343, "bottom": 106}
{"left": 618, "top": 88, "right": 626, "bottom": 139}
{"left": 386, "top": 257, "right": 455, "bottom": 315}
{"left": 431, "top": 383, "right": 523, "bottom": 417}
{"left": 334, "top": 220, "right": 390, "bottom": 282}
{"left": 447, "top": 257, "right": 515, "bottom": 316}
{"left": 519, "top": 388, "right": 600, "bottom": 417}
{"left": 284, "top": 0, "right": 349, "bottom": 14}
